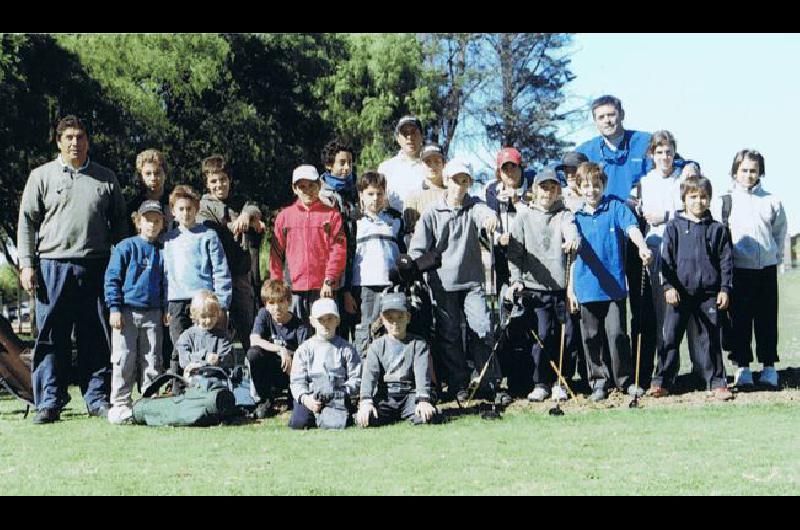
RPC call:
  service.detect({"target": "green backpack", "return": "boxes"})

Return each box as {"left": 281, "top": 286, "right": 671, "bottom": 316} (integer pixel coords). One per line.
{"left": 132, "top": 367, "right": 238, "bottom": 427}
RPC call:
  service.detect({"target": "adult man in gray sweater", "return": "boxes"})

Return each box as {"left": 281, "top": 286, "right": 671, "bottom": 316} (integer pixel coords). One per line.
{"left": 17, "top": 116, "right": 128, "bottom": 424}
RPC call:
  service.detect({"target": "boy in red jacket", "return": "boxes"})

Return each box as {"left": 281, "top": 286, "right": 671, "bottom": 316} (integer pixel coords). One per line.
{"left": 270, "top": 165, "right": 347, "bottom": 322}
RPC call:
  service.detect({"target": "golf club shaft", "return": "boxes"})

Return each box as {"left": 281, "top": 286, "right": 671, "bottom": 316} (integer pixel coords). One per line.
{"left": 557, "top": 253, "right": 573, "bottom": 385}
{"left": 634, "top": 262, "right": 647, "bottom": 391}
{"left": 549, "top": 360, "right": 577, "bottom": 401}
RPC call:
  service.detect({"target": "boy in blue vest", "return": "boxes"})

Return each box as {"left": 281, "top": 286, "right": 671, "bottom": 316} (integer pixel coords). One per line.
{"left": 568, "top": 163, "right": 652, "bottom": 402}
{"left": 649, "top": 176, "right": 734, "bottom": 400}
{"left": 104, "top": 201, "right": 168, "bottom": 424}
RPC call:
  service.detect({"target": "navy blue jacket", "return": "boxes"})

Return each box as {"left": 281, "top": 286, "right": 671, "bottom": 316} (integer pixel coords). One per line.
{"left": 660, "top": 212, "right": 733, "bottom": 297}
{"left": 104, "top": 236, "right": 167, "bottom": 312}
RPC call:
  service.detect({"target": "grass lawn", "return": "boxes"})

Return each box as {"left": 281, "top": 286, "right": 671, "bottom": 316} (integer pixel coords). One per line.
{"left": 1, "top": 273, "right": 799, "bottom": 496}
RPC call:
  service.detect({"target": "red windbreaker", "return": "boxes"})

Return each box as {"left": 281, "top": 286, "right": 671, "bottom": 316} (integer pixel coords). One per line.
{"left": 269, "top": 199, "right": 347, "bottom": 292}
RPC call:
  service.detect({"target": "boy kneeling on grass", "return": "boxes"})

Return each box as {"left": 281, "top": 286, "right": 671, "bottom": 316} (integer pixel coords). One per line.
{"left": 176, "top": 290, "right": 234, "bottom": 377}
{"left": 649, "top": 176, "right": 734, "bottom": 400}
{"left": 356, "top": 293, "right": 441, "bottom": 427}
{"left": 289, "top": 298, "right": 361, "bottom": 430}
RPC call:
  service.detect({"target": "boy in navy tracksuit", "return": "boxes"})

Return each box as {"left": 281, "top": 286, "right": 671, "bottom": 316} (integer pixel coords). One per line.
{"left": 650, "top": 176, "right": 734, "bottom": 399}
{"left": 104, "top": 201, "right": 168, "bottom": 424}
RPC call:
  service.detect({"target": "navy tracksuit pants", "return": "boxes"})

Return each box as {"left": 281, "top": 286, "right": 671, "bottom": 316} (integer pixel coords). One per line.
{"left": 730, "top": 266, "right": 779, "bottom": 367}
{"left": 652, "top": 293, "right": 727, "bottom": 390}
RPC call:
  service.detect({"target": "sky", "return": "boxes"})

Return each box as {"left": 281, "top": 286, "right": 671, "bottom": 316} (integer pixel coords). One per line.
{"left": 451, "top": 33, "right": 800, "bottom": 234}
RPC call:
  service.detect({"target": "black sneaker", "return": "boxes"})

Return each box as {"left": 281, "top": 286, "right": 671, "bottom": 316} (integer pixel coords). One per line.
{"left": 33, "top": 408, "right": 60, "bottom": 424}
{"left": 253, "top": 400, "right": 273, "bottom": 420}
{"left": 88, "top": 403, "right": 111, "bottom": 418}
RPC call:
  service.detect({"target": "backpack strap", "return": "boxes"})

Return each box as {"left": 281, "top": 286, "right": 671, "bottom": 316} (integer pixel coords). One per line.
{"left": 720, "top": 194, "right": 732, "bottom": 227}
{"left": 142, "top": 373, "right": 188, "bottom": 398}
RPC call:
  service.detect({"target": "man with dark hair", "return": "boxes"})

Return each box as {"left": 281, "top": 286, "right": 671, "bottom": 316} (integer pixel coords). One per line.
{"left": 378, "top": 115, "right": 427, "bottom": 214}
{"left": 18, "top": 115, "right": 128, "bottom": 424}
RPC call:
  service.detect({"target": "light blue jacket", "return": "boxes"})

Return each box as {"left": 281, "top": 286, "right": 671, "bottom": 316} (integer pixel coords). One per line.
{"left": 162, "top": 224, "right": 232, "bottom": 309}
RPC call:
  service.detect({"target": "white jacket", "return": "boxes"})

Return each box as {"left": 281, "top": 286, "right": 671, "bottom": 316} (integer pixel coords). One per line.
{"left": 712, "top": 181, "right": 787, "bottom": 270}
{"left": 378, "top": 151, "right": 428, "bottom": 214}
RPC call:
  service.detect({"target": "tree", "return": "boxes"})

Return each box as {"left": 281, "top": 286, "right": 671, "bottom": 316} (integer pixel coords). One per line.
{"left": 319, "top": 34, "right": 436, "bottom": 170}
{"left": 417, "top": 33, "right": 488, "bottom": 157}
{"left": 473, "top": 33, "right": 580, "bottom": 166}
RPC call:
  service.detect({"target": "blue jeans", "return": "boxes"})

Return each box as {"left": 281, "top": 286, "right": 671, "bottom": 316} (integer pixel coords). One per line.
{"left": 32, "top": 259, "right": 112, "bottom": 411}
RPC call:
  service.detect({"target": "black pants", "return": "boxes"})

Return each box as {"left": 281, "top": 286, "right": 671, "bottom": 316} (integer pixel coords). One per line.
{"left": 580, "top": 299, "right": 632, "bottom": 392}
{"left": 168, "top": 300, "right": 193, "bottom": 374}
{"left": 730, "top": 266, "right": 779, "bottom": 367}
{"left": 521, "top": 291, "right": 575, "bottom": 389}
{"left": 247, "top": 346, "right": 287, "bottom": 402}
{"left": 653, "top": 293, "right": 727, "bottom": 390}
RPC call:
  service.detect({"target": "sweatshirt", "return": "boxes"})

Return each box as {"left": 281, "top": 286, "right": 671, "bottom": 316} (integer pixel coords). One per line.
{"left": 378, "top": 151, "right": 428, "bottom": 214}
{"left": 176, "top": 326, "right": 233, "bottom": 369}
{"left": 162, "top": 224, "right": 232, "bottom": 309}
{"left": 269, "top": 199, "right": 347, "bottom": 292}
{"left": 104, "top": 236, "right": 167, "bottom": 312}
{"left": 408, "top": 194, "right": 498, "bottom": 291}
{"left": 711, "top": 181, "right": 787, "bottom": 270}
{"left": 17, "top": 158, "right": 128, "bottom": 269}
{"left": 507, "top": 203, "right": 579, "bottom": 291}
{"left": 660, "top": 212, "right": 733, "bottom": 297}
{"left": 289, "top": 336, "right": 361, "bottom": 400}
{"left": 360, "top": 334, "right": 433, "bottom": 403}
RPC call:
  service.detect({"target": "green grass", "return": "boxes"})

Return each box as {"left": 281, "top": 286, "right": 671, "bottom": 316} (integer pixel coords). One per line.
{"left": 0, "top": 274, "right": 798, "bottom": 496}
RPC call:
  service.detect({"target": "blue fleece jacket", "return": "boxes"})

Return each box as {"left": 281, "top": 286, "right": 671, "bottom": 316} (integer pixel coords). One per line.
{"left": 104, "top": 236, "right": 167, "bottom": 312}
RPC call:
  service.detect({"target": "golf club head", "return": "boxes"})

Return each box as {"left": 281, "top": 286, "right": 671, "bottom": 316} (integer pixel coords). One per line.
{"left": 480, "top": 403, "right": 502, "bottom": 420}
{"left": 548, "top": 405, "right": 565, "bottom": 416}
{"left": 628, "top": 398, "right": 640, "bottom": 409}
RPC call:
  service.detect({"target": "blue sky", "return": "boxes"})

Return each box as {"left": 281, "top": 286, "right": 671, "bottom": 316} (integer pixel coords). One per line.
{"left": 452, "top": 33, "right": 799, "bottom": 234}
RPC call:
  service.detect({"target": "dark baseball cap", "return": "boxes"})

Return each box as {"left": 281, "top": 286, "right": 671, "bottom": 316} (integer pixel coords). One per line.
{"left": 556, "top": 151, "right": 589, "bottom": 170}
{"left": 395, "top": 115, "right": 422, "bottom": 134}
{"left": 421, "top": 143, "right": 444, "bottom": 161}
{"left": 137, "top": 200, "right": 165, "bottom": 216}
{"left": 380, "top": 293, "right": 409, "bottom": 313}
{"left": 533, "top": 167, "right": 560, "bottom": 186}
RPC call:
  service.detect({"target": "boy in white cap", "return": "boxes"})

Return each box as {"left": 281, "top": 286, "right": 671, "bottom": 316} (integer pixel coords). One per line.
{"left": 408, "top": 159, "right": 506, "bottom": 404}
{"left": 288, "top": 298, "right": 361, "bottom": 429}
{"left": 270, "top": 164, "right": 348, "bottom": 322}
{"left": 356, "top": 293, "right": 440, "bottom": 427}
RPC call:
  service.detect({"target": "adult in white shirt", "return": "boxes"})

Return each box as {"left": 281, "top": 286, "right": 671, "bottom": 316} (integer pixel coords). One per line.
{"left": 378, "top": 115, "right": 427, "bottom": 214}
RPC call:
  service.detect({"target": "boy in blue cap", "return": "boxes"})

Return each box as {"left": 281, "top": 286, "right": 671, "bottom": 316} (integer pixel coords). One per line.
{"left": 356, "top": 293, "right": 440, "bottom": 426}
{"left": 104, "top": 200, "right": 168, "bottom": 424}
{"left": 568, "top": 162, "right": 652, "bottom": 402}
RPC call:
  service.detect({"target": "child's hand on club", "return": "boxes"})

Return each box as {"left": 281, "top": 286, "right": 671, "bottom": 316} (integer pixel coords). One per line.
{"left": 717, "top": 291, "right": 729, "bottom": 310}
{"left": 665, "top": 288, "right": 680, "bottom": 307}
{"left": 415, "top": 401, "right": 435, "bottom": 423}
{"left": 356, "top": 403, "right": 378, "bottom": 427}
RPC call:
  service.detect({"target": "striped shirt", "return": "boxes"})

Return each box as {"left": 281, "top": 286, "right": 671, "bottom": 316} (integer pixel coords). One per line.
{"left": 352, "top": 210, "right": 405, "bottom": 287}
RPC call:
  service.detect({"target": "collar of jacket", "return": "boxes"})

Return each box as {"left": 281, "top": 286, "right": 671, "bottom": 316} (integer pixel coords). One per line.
{"left": 677, "top": 210, "right": 714, "bottom": 227}
{"left": 577, "top": 196, "right": 613, "bottom": 217}
{"left": 58, "top": 155, "right": 90, "bottom": 173}
{"left": 435, "top": 193, "right": 478, "bottom": 212}
{"left": 294, "top": 199, "right": 328, "bottom": 212}
{"left": 733, "top": 181, "right": 763, "bottom": 195}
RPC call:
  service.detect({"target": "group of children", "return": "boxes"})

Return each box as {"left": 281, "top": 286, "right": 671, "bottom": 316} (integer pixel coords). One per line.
{"left": 101, "top": 120, "right": 787, "bottom": 428}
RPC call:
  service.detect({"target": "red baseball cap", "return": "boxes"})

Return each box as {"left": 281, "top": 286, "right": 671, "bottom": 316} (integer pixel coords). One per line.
{"left": 496, "top": 147, "right": 522, "bottom": 169}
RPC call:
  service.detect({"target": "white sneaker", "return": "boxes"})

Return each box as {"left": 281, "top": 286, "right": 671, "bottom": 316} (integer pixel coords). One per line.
{"left": 107, "top": 406, "right": 133, "bottom": 425}
{"left": 735, "top": 367, "right": 754, "bottom": 387}
{"left": 760, "top": 366, "right": 779, "bottom": 389}
{"left": 551, "top": 385, "right": 568, "bottom": 402}
{"left": 527, "top": 386, "right": 550, "bottom": 402}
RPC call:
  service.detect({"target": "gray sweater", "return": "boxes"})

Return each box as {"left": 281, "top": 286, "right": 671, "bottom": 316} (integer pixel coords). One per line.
{"left": 360, "top": 333, "right": 433, "bottom": 403}
{"left": 506, "top": 203, "right": 579, "bottom": 291}
{"left": 290, "top": 336, "right": 361, "bottom": 400}
{"left": 176, "top": 326, "right": 234, "bottom": 369}
{"left": 408, "top": 194, "right": 498, "bottom": 291}
{"left": 17, "top": 158, "right": 128, "bottom": 269}
{"left": 197, "top": 194, "right": 262, "bottom": 252}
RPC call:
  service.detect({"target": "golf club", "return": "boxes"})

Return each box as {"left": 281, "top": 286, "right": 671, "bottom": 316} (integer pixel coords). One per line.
{"left": 551, "top": 253, "right": 574, "bottom": 416}
{"left": 629, "top": 261, "right": 648, "bottom": 409}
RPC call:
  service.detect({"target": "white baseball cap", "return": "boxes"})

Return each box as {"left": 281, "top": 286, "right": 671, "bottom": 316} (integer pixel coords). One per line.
{"left": 292, "top": 164, "right": 320, "bottom": 184}
{"left": 444, "top": 159, "right": 473, "bottom": 181}
{"left": 311, "top": 298, "right": 340, "bottom": 319}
